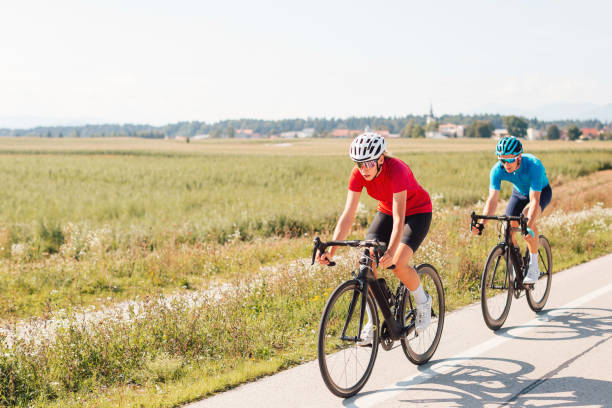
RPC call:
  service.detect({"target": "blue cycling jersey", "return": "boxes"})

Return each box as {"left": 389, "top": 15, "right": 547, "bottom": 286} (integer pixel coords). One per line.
{"left": 489, "top": 153, "right": 549, "bottom": 196}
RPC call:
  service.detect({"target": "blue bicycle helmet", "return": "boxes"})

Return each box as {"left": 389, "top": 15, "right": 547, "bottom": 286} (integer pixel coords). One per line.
{"left": 496, "top": 136, "right": 523, "bottom": 156}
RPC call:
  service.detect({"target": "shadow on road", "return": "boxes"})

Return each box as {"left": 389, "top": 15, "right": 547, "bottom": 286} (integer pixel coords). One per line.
{"left": 346, "top": 307, "right": 612, "bottom": 407}
{"left": 400, "top": 355, "right": 612, "bottom": 407}
{"left": 497, "top": 307, "right": 612, "bottom": 342}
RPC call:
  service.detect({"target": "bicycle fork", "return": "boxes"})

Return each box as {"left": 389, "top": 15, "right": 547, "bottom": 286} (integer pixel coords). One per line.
{"left": 340, "top": 278, "right": 370, "bottom": 343}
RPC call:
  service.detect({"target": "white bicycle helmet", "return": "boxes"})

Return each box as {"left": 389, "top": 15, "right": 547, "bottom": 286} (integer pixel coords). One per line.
{"left": 349, "top": 132, "right": 386, "bottom": 162}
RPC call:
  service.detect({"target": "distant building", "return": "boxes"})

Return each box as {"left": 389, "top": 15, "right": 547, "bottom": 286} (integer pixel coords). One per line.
{"left": 493, "top": 129, "right": 510, "bottom": 139}
{"left": 280, "top": 131, "right": 300, "bottom": 138}
{"left": 425, "top": 131, "right": 447, "bottom": 139}
{"left": 439, "top": 123, "right": 464, "bottom": 138}
{"left": 235, "top": 129, "right": 254, "bottom": 138}
{"left": 191, "top": 134, "right": 210, "bottom": 140}
{"left": 527, "top": 128, "right": 543, "bottom": 140}
{"left": 331, "top": 129, "right": 361, "bottom": 138}
{"left": 580, "top": 128, "right": 599, "bottom": 140}
{"left": 302, "top": 128, "right": 315, "bottom": 138}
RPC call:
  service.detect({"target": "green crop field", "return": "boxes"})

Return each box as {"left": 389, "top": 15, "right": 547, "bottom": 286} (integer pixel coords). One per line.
{"left": 0, "top": 137, "right": 610, "bottom": 407}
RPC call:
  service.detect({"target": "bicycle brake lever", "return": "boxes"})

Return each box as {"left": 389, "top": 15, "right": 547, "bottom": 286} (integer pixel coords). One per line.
{"left": 311, "top": 237, "right": 321, "bottom": 265}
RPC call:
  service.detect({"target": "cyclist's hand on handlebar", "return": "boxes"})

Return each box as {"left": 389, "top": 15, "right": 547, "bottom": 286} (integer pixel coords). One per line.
{"left": 316, "top": 251, "right": 333, "bottom": 266}
{"left": 379, "top": 252, "right": 394, "bottom": 269}
{"left": 471, "top": 223, "right": 484, "bottom": 236}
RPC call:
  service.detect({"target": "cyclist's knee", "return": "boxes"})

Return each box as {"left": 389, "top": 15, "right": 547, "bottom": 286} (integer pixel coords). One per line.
{"left": 393, "top": 243, "right": 414, "bottom": 263}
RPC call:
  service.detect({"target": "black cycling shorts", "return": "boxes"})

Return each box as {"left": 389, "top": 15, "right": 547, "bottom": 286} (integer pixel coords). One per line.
{"left": 505, "top": 184, "right": 552, "bottom": 217}
{"left": 366, "top": 212, "right": 432, "bottom": 252}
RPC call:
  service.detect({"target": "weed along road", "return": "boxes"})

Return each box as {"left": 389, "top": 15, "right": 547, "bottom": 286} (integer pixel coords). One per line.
{"left": 188, "top": 254, "right": 612, "bottom": 408}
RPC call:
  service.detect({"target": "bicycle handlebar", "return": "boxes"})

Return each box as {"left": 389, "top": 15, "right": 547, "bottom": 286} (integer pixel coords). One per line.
{"left": 470, "top": 211, "right": 531, "bottom": 236}
{"left": 311, "top": 237, "right": 389, "bottom": 268}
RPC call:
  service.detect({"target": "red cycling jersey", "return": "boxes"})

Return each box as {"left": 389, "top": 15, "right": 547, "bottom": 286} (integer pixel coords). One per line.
{"left": 348, "top": 157, "right": 432, "bottom": 216}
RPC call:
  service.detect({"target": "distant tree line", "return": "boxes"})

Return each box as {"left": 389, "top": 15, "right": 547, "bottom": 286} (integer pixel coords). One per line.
{"left": 0, "top": 114, "right": 609, "bottom": 139}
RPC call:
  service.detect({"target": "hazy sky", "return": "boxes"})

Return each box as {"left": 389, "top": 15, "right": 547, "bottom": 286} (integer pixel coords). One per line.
{"left": 1, "top": 0, "right": 611, "bottom": 127}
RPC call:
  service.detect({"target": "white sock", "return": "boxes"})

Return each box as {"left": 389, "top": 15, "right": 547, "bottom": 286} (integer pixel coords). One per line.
{"left": 530, "top": 252, "right": 538, "bottom": 266}
{"left": 412, "top": 284, "right": 427, "bottom": 304}
{"left": 365, "top": 305, "right": 374, "bottom": 327}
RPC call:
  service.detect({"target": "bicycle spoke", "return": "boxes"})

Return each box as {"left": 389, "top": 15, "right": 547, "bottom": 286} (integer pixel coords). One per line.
{"left": 318, "top": 281, "right": 378, "bottom": 397}
{"left": 527, "top": 236, "right": 552, "bottom": 311}
{"left": 481, "top": 246, "right": 512, "bottom": 330}
{"left": 400, "top": 265, "right": 445, "bottom": 365}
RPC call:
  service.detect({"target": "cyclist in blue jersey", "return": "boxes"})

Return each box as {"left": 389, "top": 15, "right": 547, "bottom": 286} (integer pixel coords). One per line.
{"left": 472, "top": 136, "right": 552, "bottom": 284}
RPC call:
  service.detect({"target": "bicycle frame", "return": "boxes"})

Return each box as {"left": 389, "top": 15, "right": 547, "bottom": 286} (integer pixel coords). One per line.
{"left": 312, "top": 238, "right": 412, "bottom": 343}
{"left": 471, "top": 212, "right": 531, "bottom": 292}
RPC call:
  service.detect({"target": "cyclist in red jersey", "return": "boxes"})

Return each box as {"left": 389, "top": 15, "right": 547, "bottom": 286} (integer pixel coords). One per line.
{"left": 316, "top": 132, "right": 433, "bottom": 344}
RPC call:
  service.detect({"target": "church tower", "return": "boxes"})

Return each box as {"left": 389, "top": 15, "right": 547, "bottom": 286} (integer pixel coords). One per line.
{"left": 426, "top": 102, "right": 435, "bottom": 125}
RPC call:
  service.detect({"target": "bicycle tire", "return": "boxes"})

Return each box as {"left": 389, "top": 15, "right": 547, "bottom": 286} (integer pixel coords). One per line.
{"left": 481, "top": 245, "right": 513, "bottom": 330}
{"left": 400, "top": 264, "right": 445, "bottom": 365}
{"left": 526, "top": 235, "right": 552, "bottom": 312}
{"left": 318, "top": 280, "right": 379, "bottom": 398}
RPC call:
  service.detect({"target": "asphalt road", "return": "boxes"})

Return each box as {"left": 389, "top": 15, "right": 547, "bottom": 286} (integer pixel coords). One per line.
{"left": 187, "top": 253, "right": 612, "bottom": 408}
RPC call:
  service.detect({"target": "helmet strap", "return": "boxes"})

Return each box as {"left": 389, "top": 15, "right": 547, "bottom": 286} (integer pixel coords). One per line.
{"left": 373, "top": 157, "right": 384, "bottom": 179}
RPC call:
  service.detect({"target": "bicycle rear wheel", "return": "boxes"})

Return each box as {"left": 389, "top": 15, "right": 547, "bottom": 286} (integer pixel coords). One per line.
{"left": 400, "top": 264, "right": 445, "bottom": 365}
{"left": 481, "top": 245, "right": 513, "bottom": 330}
{"left": 526, "top": 235, "right": 552, "bottom": 312}
{"left": 318, "top": 280, "right": 379, "bottom": 398}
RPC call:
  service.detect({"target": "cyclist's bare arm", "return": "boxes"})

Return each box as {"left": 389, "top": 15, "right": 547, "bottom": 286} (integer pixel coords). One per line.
{"left": 317, "top": 190, "right": 361, "bottom": 264}
{"left": 525, "top": 190, "right": 541, "bottom": 228}
{"left": 473, "top": 189, "right": 499, "bottom": 234}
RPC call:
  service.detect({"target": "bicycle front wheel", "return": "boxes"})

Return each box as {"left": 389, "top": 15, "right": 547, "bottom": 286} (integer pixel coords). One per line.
{"left": 400, "top": 264, "right": 445, "bottom": 365}
{"left": 526, "top": 235, "right": 552, "bottom": 312}
{"left": 481, "top": 245, "right": 513, "bottom": 330}
{"left": 318, "top": 280, "right": 379, "bottom": 398}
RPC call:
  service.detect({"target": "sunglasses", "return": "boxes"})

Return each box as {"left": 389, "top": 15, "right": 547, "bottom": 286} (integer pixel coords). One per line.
{"left": 499, "top": 156, "right": 518, "bottom": 164}
{"left": 355, "top": 159, "right": 378, "bottom": 169}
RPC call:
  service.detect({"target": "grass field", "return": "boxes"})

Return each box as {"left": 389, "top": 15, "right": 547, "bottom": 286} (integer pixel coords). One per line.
{"left": 0, "top": 137, "right": 610, "bottom": 407}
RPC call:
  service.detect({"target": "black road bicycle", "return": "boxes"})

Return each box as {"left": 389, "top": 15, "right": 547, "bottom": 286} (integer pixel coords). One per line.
{"left": 470, "top": 212, "right": 552, "bottom": 331}
{"left": 311, "top": 237, "right": 445, "bottom": 398}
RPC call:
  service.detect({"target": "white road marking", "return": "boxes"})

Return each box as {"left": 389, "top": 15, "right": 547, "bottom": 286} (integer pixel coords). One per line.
{"left": 347, "top": 282, "right": 612, "bottom": 408}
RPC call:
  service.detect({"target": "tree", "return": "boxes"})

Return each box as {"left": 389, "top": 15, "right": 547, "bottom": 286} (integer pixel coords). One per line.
{"left": 567, "top": 125, "right": 582, "bottom": 141}
{"left": 411, "top": 124, "right": 425, "bottom": 138}
{"left": 400, "top": 119, "right": 415, "bottom": 138}
{"left": 227, "top": 125, "right": 235, "bottom": 138}
{"left": 546, "top": 124, "right": 560, "bottom": 140}
{"left": 502, "top": 115, "right": 528, "bottom": 138}
{"left": 466, "top": 120, "right": 494, "bottom": 138}
{"left": 424, "top": 121, "right": 439, "bottom": 133}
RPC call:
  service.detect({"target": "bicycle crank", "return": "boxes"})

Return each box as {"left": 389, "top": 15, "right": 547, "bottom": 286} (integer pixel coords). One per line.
{"left": 380, "top": 321, "right": 394, "bottom": 351}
